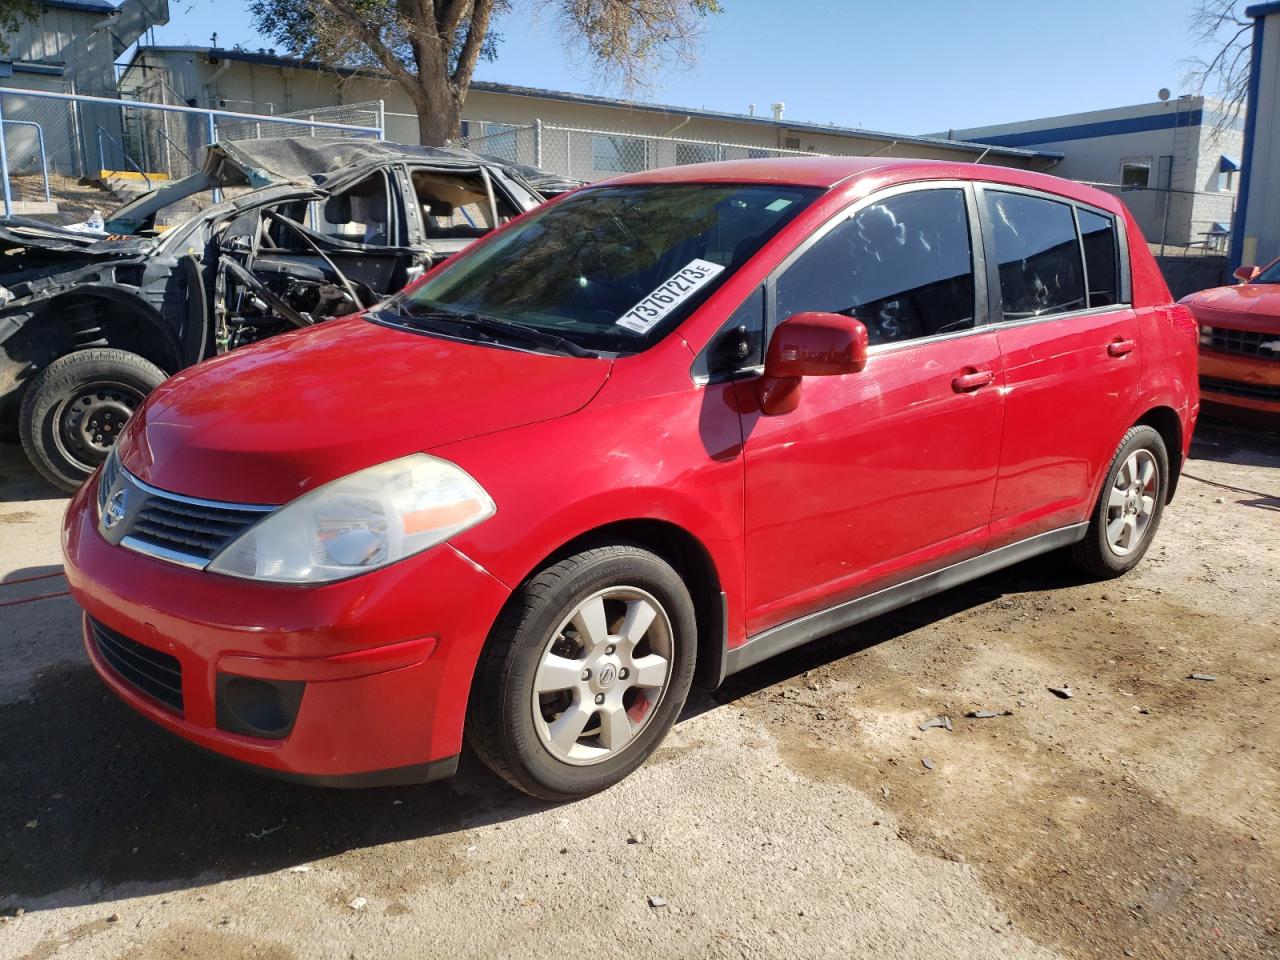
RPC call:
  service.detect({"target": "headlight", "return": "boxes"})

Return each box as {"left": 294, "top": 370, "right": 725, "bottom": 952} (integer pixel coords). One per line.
{"left": 207, "top": 454, "right": 495, "bottom": 583}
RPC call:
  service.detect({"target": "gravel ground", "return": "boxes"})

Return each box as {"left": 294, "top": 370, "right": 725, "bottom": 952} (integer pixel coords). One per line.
{"left": 1, "top": 422, "right": 1277, "bottom": 960}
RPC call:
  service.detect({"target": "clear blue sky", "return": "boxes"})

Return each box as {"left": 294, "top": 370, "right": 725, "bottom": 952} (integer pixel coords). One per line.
{"left": 152, "top": 0, "right": 1217, "bottom": 134}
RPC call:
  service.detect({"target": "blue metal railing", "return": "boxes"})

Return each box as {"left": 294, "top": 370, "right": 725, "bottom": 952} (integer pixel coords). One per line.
{"left": 0, "top": 86, "right": 385, "bottom": 218}
{"left": 96, "top": 125, "right": 152, "bottom": 192}
{"left": 0, "top": 119, "right": 50, "bottom": 202}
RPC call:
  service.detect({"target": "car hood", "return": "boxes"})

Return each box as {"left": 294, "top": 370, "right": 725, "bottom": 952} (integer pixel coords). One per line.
{"left": 1181, "top": 283, "right": 1280, "bottom": 333}
{"left": 119, "top": 316, "right": 612, "bottom": 504}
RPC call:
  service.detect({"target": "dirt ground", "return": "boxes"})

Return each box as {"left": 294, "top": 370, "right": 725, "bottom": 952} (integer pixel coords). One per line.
{"left": 0, "top": 421, "right": 1277, "bottom": 960}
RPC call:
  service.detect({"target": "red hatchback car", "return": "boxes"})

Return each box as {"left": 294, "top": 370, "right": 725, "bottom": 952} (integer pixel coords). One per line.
{"left": 62, "top": 158, "right": 1199, "bottom": 799}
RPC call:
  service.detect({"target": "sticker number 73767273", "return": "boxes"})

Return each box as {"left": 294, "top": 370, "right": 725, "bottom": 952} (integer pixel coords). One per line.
{"left": 615, "top": 259, "right": 726, "bottom": 335}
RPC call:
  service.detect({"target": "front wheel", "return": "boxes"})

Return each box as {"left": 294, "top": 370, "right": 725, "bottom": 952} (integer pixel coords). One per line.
{"left": 18, "top": 348, "right": 168, "bottom": 492}
{"left": 467, "top": 544, "right": 697, "bottom": 800}
{"left": 1069, "top": 425, "right": 1169, "bottom": 579}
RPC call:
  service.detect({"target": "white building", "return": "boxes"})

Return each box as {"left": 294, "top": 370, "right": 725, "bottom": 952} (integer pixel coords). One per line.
{"left": 943, "top": 97, "right": 1245, "bottom": 249}
{"left": 1233, "top": 2, "right": 1280, "bottom": 271}
{"left": 117, "top": 45, "right": 1061, "bottom": 182}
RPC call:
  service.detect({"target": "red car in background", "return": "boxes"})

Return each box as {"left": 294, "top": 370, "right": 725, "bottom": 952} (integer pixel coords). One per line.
{"left": 62, "top": 157, "right": 1199, "bottom": 800}
{"left": 1181, "top": 258, "right": 1280, "bottom": 421}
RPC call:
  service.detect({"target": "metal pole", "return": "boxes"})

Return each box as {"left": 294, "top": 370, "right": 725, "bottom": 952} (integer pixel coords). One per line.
{"left": 207, "top": 111, "right": 221, "bottom": 203}
{"left": 377, "top": 99, "right": 385, "bottom": 140}
{"left": 534, "top": 118, "right": 543, "bottom": 168}
{"left": 0, "top": 96, "right": 11, "bottom": 218}
{"left": 34, "top": 122, "right": 49, "bottom": 201}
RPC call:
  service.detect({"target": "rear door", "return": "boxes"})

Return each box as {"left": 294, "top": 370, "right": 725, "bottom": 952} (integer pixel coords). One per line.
{"left": 737, "top": 182, "right": 1006, "bottom": 635}
{"left": 977, "top": 186, "right": 1140, "bottom": 547}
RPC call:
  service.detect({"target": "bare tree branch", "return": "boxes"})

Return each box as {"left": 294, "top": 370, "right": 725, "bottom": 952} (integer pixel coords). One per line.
{"left": 1183, "top": 0, "right": 1254, "bottom": 135}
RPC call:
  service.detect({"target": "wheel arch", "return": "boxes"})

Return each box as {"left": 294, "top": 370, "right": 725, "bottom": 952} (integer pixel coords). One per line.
{"left": 500, "top": 517, "right": 729, "bottom": 691}
{"left": 1134, "top": 405, "right": 1183, "bottom": 501}
{"left": 30, "top": 286, "right": 183, "bottom": 375}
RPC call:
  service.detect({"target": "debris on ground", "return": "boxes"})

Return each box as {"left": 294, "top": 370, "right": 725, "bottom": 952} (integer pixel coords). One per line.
{"left": 1188, "top": 673, "right": 1217, "bottom": 682}
{"left": 647, "top": 895, "right": 668, "bottom": 909}
{"left": 106, "top": 913, "right": 119, "bottom": 923}
{"left": 1048, "top": 686, "right": 1074, "bottom": 699}
{"left": 918, "top": 715, "right": 953, "bottom": 732}
{"left": 627, "top": 831, "right": 645, "bottom": 845}
{"left": 966, "top": 709, "right": 1013, "bottom": 719}
{"left": 922, "top": 758, "right": 936, "bottom": 771}
{"left": 247, "top": 820, "right": 287, "bottom": 840}
{"left": 881, "top": 785, "right": 890, "bottom": 799}
{"left": 288, "top": 865, "right": 311, "bottom": 873}
{"left": 347, "top": 897, "right": 367, "bottom": 911}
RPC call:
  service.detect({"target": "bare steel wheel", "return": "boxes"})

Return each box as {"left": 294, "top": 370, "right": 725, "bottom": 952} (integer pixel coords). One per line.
{"left": 1070, "top": 425, "right": 1169, "bottom": 579}
{"left": 467, "top": 543, "right": 697, "bottom": 800}
{"left": 18, "top": 348, "right": 168, "bottom": 492}
{"left": 532, "top": 587, "right": 673, "bottom": 765}
{"left": 1104, "top": 449, "right": 1158, "bottom": 557}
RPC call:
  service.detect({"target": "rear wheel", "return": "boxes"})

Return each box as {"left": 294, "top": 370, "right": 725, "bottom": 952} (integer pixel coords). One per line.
{"left": 467, "top": 543, "right": 696, "bottom": 800}
{"left": 1069, "top": 425, "right": 1169, "bottom": 579}
{"left": 18, "top": 348, "right": 167, "bottom": 492}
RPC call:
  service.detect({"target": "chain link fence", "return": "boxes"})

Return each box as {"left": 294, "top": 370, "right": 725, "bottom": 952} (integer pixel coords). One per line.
{"left": 0, "top": 85, "right": 384, "bottom": 221}
{"left": 1063, "top": 181, "right": 1236, "bottom": 256}
{"left": 453, "top": 121, "right": 832, "bottom": 181}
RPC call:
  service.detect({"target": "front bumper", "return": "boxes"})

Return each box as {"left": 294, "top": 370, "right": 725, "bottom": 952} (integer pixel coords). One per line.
{"left": 1199, "top": 349, "right": 1280, "bottom": 416}
{"left": 62, "top": 474, "right": 511, "bottom": 785}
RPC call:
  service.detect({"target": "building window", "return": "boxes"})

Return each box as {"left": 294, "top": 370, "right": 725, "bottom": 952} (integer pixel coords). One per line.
{"left": 1120, "top": 160, "right": 1152, "bottom": 189}
{"left": 1216, "top": 155, "right": 1239, "bottom": 193}
{"left": 592, "top": 134, "right": 647, "bottom": 173}
{"left": 675, "top": 141, "right": 723, "bottom": 165}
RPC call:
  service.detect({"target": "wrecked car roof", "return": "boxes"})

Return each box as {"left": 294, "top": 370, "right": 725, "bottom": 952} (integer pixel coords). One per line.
{"left": 210, "top": 137, "right": 556, "bottom": 190}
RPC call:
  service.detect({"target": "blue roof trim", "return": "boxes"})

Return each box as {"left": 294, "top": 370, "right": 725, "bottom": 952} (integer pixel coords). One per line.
{"left": 127, "top": 45, "right": 1061, "bottom": 162}
{"left": 1219, "top": 154, "right": 1240, "bottom": 172}
{"left": 1230, "top": 15, "right": 1267, "bottom": 270}
{"left": 43, "top": 0, "right": 117, "bottom": 12}
{"left": 1245, "top": 2, "right": 1280, "bottom": 17}
{"left": 959, "top": 109, "right": 1204, "bottom": 148}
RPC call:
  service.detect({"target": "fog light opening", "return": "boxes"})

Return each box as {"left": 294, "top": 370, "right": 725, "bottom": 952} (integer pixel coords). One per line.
{"left": 216, "top": 674, "right": 306, "bottom": 740}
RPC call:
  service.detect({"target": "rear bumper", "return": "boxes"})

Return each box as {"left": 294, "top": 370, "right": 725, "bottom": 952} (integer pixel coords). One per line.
{"left": 63, "top": 473, "right": 511, "bottom": 784}
{"left": 1198, "top": 349, "right": 1280, "bottom": 416}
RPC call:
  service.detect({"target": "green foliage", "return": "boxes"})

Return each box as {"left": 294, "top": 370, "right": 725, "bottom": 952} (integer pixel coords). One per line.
{"left": 0, "top": 0, "right": 40, "bottom": 56}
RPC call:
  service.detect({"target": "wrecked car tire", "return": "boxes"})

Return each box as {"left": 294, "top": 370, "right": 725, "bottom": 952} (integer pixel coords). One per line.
{"left": 19, "top": 348, "right": 167, "bottom": 492}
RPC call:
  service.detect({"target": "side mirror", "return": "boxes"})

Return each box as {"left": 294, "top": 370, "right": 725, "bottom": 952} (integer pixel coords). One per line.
{"left": 1234, "top": 265, "right": 1261, "bottom": 283}
{"left": 758, "top": 312, "right": 868, "bottom": 415}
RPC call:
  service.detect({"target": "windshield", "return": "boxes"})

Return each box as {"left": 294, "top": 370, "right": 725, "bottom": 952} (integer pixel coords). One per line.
{"left": 1256, "top": 259, "right": 1280, "bottom": 283}
{"left": 390, "top": 182, "right": 821, "bottom": 353}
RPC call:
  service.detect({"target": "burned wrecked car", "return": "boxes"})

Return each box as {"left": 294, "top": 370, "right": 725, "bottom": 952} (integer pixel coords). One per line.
{"left": 0, "top": 137, "right": 547, "bottom": 490}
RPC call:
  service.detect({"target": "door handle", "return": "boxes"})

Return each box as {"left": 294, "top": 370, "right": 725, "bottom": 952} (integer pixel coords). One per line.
{"left": 1108, "top": 338, "right": 1137, "bottom": 357}
{"left": 952, "top": 368, "right": 995, "bottom": 393}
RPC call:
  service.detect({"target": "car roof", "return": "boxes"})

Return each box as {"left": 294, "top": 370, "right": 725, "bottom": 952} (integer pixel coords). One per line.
{"left": 602, "top": 156, "right": 1121, "bottom": 213}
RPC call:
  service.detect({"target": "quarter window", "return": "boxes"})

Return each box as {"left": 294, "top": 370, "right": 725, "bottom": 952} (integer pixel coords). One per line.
{"left": 983, "top": 191, "right": 1085, "bottom": 320}
{"left": 1078, "top": 208, "right": 1119, "bottom": 307}
{"left": 775, "top": 188, "right": 976, "bottom": 345}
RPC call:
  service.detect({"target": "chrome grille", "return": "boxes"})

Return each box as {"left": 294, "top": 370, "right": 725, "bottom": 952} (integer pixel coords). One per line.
{"left": 97, "top": 454, "right": 276, "bottom": 570}
{"left": 1205, "top": 328, "right": 1280, "bottom": 360}
{"left": 89, "top": 617, "right": 184, "bottom": 713}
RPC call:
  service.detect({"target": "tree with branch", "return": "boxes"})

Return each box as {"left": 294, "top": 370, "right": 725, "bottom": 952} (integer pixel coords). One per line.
{"left": 248, "top": 0, "right": 723, "bottom": 146}
{"left": 1185, "top": 0, "right": 1255, "bottom": 135}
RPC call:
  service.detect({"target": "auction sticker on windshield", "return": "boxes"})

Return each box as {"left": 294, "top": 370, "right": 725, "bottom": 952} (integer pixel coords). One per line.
{"left": 616, "top": 259, "right": 726, "bottom": 334}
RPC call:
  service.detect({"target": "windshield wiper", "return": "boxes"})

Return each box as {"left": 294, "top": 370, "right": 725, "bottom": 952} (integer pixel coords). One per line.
{"left": 400, "top": 305, "right": 597, "bottom": 358}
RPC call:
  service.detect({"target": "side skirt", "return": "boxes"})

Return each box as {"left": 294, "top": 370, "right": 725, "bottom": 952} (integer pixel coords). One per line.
{"left": 725, "top": 523, "right": 1089, "bottom": 677}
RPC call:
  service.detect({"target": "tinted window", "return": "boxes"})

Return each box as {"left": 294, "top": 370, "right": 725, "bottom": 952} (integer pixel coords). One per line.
{"left": 1078, "top": 208, "right": 1119, "bottom": 307}
{"left": 984, "top": 191, "right": 1085, "bottom": 320}
{"left": 775, "top": 188, "right": 975, "bottom": 345}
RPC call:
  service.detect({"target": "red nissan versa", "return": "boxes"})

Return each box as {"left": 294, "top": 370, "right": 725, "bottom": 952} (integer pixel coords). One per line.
{"left": 62, "top": 158, "right": 1199, "bottom": 800}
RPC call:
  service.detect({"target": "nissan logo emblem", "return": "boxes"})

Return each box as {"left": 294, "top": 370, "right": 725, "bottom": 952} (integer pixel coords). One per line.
{"left": 103, "top": 488, "right": 128, "bottom": 530}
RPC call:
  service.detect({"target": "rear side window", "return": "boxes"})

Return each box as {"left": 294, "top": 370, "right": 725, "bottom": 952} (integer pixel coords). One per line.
{"left": 984, "top": 191, "right": 1085, "bottom": 320}
{"left": 775, "top": 188, "right": 975, "bottom": 345}
{"left": 1078, "top": 208, "right": 1119, "bottom": 307}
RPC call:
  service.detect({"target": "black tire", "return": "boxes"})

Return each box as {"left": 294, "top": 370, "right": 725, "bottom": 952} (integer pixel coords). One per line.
{"left": 18, "top": 348, "right": 167, "bottom": 493}
{"left": 1069, "top": 425, "right": 1169, "bottom": 579}
{"left": 467, "top": 543, "right": 697, "bottom": 801}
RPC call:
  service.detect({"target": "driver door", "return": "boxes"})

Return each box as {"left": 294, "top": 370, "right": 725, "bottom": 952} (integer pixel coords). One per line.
{"left": 736, "top": 183, "right": 1006, "bottom": 635}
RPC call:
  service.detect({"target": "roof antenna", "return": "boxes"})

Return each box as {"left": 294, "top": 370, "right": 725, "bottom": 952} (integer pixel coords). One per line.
{"left": 211, "top": 32, "right": 218, "bottom": 47}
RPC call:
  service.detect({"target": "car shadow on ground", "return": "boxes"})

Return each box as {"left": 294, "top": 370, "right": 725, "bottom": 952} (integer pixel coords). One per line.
{"left": 0, "top": 442, "right": 65, "bottom": 505}
{"left": 2, "top": 422, "right": 1275, "bottom": 914}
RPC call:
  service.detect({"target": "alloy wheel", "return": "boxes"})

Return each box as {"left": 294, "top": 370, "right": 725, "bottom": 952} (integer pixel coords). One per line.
{"left": 1105, "top": 449, "right": 1159, "bottom": 556}
{"left": 531, "top": 586, "right": 674, "bottom": 766}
